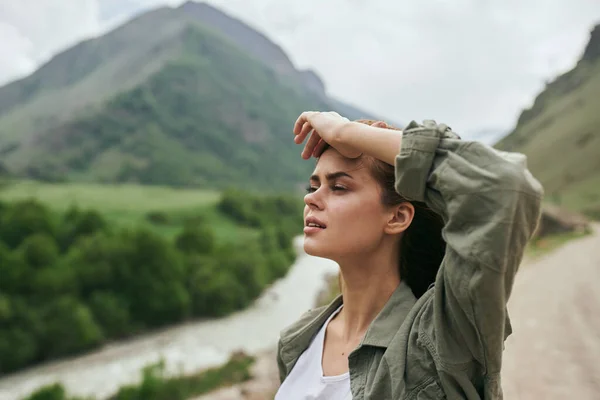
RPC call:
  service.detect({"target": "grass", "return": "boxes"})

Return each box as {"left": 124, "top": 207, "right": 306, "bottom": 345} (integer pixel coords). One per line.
{"left": 525, "top": 229, "right": 592, "bottom": 260}
{"left": 495, "top": 58, "right": 600, "bottom": 217}
{"left": 0, "top": 180, "right": 221, "bottom": 212}
{"left": 110, "top": 352, "right": 255, "bottom": 400}
{"left": 22, "top": 352, "right": 256, "bottom": 400}
{"left": 544, "top": 174, "right": 600, "bottom": 219}
{"left": 0, "top": 180, "right": 257, "bottom": 242}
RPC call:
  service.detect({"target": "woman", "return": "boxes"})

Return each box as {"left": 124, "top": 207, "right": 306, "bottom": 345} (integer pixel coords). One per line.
{"left": 274, "top": 112, "right": 543, "bottom": 400}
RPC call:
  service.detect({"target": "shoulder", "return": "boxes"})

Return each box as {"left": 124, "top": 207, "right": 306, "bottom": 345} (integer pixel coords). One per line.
{"left": 279, "top": 304, "right": 330, "bottom": 344}
{"left": 276, "top": 299, "right": 342, "bottom": 382}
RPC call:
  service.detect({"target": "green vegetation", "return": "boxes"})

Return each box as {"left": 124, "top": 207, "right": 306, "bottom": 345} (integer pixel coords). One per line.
{"left": 22, "top": 384, "right": 90, "bottom": 400}
{"left": 0, "top": 181, "right": 221, "bottom": 212}
{"left": 0, "top": 187, "right": 302, "bottom": 374}
{"left": 21, "top": 352, "right": 254, "bottom": 400}
{"left": 495, "top": 23, "right": 600, "bottom": 219}
{"left": 526, "top": 228, "right": 592, "bottom": 260}
{"left": 6, "top": 25, "right": 323, "bottom": 190}
{"left": 0, "top": 181, "right": 239, "bottom": 241}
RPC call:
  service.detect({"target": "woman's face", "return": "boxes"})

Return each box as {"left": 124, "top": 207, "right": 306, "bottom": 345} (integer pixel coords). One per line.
{"left": 303, "top": 148, "right": 393, "bottom": 261}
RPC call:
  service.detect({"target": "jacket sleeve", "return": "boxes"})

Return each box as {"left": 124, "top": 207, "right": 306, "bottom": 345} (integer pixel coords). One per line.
{"left": 394, "top": 121, "right": 543, "bottom": 381}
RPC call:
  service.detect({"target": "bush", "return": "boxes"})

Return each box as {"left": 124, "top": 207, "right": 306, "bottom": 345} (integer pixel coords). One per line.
{"left": 0, "top": 199, "right": 56, "bottom": 249}
{"left": 58, "top": 207, "right": 107, "bottom": 251}
{"left": 19, "top": 233, "right": 60, "bottom": 268}
{"left": 174, "top": 223, "right": 215, "bottom": 254}
{"left": 111, "top": 352, "right": 255, "bottom": 400}
{"left": 22, "top": 383, "right": 67, "bottom": 400}
{"left": 0, "top": 325, "right": 40, "bottom": 373}
{"left": 0, "top": 242, "right": 31, "bottom": 294}
{"left": 186, "top": 255, "right": 250, "bottom": 317}
{"left": 88, "top": 292, "right": 132, "bottom": 338}
{"left": 38, "top": 296, "right": 104, "bottom": 359}
{"left": 145, "top": 211, "right": 170, "bottom": 225}
{"left": 217, "top": 188, "right": 263, "bottom": 226}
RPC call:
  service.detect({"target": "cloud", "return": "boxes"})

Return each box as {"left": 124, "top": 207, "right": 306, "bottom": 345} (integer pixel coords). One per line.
{"left": 223, "top": 0, "right": 599, "bottom": 135}
{"left": 0, "top": 0, "right": 599, "bottom": 137}
{"left": 0, "top": 22, "right": 36, "bottom": 81}
{"left": 0, "top": 0, "right": 102, "bottom": 83}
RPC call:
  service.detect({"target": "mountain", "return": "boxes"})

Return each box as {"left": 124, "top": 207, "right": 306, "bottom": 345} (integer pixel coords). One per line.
{"left": 176, "top": 1, "right": 381, "bottom": 121}
{"left": 0, "top": 2, "right": 380, "bottom": 190}
{"left": 495, "top": 23, "right": 600, "bottom": 218}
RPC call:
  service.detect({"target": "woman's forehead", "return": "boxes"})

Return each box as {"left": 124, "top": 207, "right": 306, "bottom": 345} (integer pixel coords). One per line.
{"left": 312, "top": 151, "right": 369, "bottom": 178}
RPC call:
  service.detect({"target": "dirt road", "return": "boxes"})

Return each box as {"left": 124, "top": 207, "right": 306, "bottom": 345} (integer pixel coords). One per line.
{"left": 501, "top": 224, "right": 600, "bottom": 399}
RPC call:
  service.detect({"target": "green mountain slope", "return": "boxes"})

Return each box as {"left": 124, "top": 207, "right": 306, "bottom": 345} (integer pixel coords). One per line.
{"left": 0, "top": 3, "right": 376, "bottom": 190}
{"left": 495, "top": 23, "right": 600, "bottom": 217}
{"left": 176, "top": 1, "right": 385, "bottom": 122}
{"left": 0, "top": 7, "right": 184, "bottom": 148}
{"left": 36, "top": 26, "right": 332, "bottom": 188}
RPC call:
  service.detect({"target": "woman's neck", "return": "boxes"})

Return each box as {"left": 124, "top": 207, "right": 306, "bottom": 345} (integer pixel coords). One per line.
{"left": 335, "top": 250, "right": 401, "bottom": 343}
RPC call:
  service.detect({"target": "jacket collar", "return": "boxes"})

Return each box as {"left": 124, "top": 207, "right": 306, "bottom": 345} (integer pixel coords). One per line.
{"left": 359, "top": 280, "right": 417, "bottom": 348}
{"left": 279, "top": 280, "right": 417, "bottom": 374}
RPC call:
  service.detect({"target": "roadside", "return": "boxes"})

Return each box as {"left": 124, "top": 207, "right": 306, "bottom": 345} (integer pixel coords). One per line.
{"left": 190, "top": 349, "right": 280, "bottom": 400}
{"left": 501, "top": 223, "right": 600, "bottom": 399}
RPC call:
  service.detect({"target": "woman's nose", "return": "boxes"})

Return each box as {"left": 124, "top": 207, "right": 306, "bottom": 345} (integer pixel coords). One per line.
{"left": 304, "top": 189, "right": 323, "bottom": 209}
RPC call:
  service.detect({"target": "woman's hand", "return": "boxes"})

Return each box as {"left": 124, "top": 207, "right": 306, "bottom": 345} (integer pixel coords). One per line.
{"left": 293, "top": 111, "right": 388, "bottom": 159}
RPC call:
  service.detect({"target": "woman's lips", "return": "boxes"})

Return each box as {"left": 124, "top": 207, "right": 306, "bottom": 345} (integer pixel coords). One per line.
{"left": 304, "top": 225, "right": 325, "bottom": 234}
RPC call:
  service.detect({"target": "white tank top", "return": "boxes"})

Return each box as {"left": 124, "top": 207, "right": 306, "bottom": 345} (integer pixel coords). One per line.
{"left": 275, "top": 305, "right": 352, "bottom": 400}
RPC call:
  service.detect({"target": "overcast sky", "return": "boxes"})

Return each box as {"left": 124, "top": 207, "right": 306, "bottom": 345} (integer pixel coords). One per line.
{"left": 1, "top": 0, "right": 599, "bottom": 138}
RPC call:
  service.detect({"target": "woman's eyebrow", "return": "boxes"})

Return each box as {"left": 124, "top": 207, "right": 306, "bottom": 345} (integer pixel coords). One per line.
{"left": 310, "top": 171, "right": 353, "bottom": 182}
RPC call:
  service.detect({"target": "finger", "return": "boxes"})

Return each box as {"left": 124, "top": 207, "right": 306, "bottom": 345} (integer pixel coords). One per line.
{"left": 293, "top": 113, "right": 308, "bottom": 135}
{"left": 312, "top": 139, "right": 329, "bottom": 158}
{"left": 302, "top": 131, "right": 322, "bottom": 160}
{"left": 294, "top": 121, "right": 314, "bottom": 144}
{"left": 293, "top": 111, "right": 317, "bottom": 135}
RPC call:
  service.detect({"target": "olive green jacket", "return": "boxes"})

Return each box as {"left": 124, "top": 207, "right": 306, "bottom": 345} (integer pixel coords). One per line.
{"left": 276, "top": 120, "right": 544, "bottom": 399}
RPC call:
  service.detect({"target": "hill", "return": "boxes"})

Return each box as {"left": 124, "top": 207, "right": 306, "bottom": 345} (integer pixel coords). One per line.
{"left": 495, "top": 23, "right": 600, "bottom": 218}
{"left": 0, "top": 2, "right": 380, "bottom": 190}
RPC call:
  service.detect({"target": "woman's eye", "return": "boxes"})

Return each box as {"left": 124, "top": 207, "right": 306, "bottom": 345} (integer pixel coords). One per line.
{"left": 306, "top": 185, "right": 346, "bottom": 193}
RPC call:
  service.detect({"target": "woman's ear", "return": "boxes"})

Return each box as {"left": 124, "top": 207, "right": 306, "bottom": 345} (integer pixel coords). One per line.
{"left": 384, "top": 202, "right": 415, "bottom": 235}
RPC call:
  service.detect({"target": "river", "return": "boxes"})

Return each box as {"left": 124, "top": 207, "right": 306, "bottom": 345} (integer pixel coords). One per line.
{"left": 0, "top": 236, "right": 339, "bottom": 400}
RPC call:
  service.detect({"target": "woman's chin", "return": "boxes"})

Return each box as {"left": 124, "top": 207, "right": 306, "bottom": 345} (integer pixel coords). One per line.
{"left": 303, "top": 237, "right": 333, "bottom": 259}
{"left": 303, "top": 237, "right": 320, "bottom": 254}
